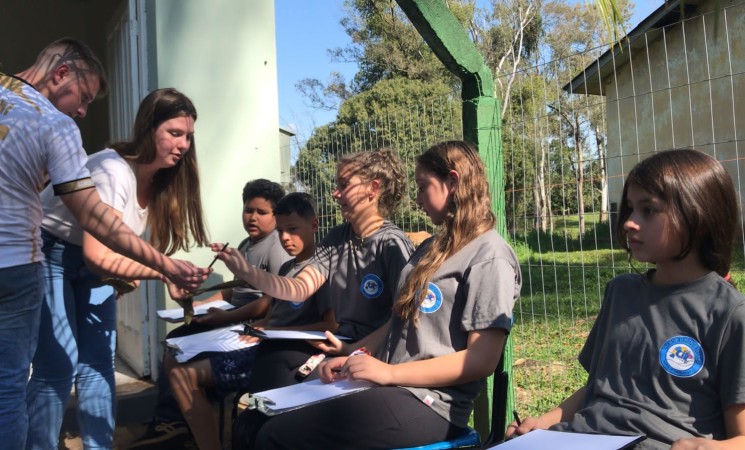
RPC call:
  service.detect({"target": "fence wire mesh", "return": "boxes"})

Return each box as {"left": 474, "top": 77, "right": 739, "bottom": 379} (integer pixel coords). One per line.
{"left": 290, "top": 1, "right": 745, "bottom": 417}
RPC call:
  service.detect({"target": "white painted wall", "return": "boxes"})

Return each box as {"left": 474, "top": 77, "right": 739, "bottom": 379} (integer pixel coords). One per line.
{"left": 149, "top": 0, "right": 281, "bottom": 288}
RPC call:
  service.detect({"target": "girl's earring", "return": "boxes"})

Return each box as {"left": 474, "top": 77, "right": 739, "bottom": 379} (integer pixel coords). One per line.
{"left": 447, "top": 199, "right": 456, "bottom": 219}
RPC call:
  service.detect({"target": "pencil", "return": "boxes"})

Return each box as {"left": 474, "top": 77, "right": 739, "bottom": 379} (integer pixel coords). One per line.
{"left": 513, "top": 410, "right": 522, "bottom": 426}
{"left": 208, "top": 242, "right": 229, "bottom": 269}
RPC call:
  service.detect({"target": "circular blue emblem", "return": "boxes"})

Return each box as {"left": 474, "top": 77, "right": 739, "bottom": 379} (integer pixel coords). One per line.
{"left": 360, "top": 274, "right": 383, "bottom": 299}
{"left": 659, "top": 336, "right": 704, "bottom": 378}
{"left": 290, "top": 301, "right": 303, "bottom": 310}
{"left": 419, "top": 282, "right": 443, "bottom": 314}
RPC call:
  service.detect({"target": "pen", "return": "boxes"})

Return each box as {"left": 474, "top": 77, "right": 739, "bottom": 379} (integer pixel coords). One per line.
{"left": 513, "top": 410, "right": 522, "bottom": 426}
{"left": 242, "top": 324, "right": 267, "bottom": 338}
{"left": 208, "top": 242, "right": 229, "bottom": 269}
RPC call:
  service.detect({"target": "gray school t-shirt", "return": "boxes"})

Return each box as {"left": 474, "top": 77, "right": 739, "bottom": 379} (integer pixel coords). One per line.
{"left": 231, "top": 233, "right": 292, "bottom": 307}
{"left": 382, "top": 229, "right": 521, "bottom": 428}
{"left": 264, "top": 258, "right": 331, "bottom": 328}
{"left": 309, "top": 221, "right": 413, "bottom": 341}
{"left": 553, "top": 271, "right": 745, "bottom": 449}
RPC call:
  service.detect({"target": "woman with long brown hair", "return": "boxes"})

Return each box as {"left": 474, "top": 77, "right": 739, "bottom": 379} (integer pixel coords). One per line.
{"left": 27, "top": 88, "right": 208, "bottom": 449}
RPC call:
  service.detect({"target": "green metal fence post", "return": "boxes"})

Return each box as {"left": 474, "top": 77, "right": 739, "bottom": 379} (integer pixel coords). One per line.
{"left": 396, "top": 0, "right": 511, "bottom": 440}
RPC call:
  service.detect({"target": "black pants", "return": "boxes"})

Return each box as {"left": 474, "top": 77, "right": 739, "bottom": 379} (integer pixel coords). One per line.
{"left": 232, "top": 386, "right": 465, "bottom": 450}
{"left": 153, "top": 323, "right": 216, "bottom": 423}
{"left": 244, "top": 339, "right": 321, "bottom": 392}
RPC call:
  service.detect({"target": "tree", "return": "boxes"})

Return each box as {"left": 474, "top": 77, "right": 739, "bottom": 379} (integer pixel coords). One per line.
{"left": 296, "top": 0, "right": 464, "bottom": 111}
{"left": 295, "top": 76, "right": 460, "bottom": 234}
{"left": 536, "top": 0, "right": 632, "bottom": 234}
{"left": 473, "top": 0, "right": 543, "bottom": 119}
{"left": 295, "top": 0, "right": 638, "bottom": 237}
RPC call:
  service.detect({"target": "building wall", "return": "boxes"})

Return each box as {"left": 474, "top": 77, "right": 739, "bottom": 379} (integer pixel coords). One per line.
{"left": 1, "top": 0, "right": 282, "bottom": 376}
{"left": 148, "top": 0, "right": 281, "bottom": 286}
{"left": 0, "top": 1, "right": 121, "bottom": 153}
{"left": 279, "top": 128, "right": 294, "bottom": 188}
{"left": 604, "top": 0, "right": 745, "bottom": 211}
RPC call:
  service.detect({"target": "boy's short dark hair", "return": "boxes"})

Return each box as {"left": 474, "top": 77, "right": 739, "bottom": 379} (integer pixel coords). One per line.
{"left": 275, "top": 192, "right": 317, "bottom": 219}
{"left": 242, "top": 179, "right": 285, "bottom": 207}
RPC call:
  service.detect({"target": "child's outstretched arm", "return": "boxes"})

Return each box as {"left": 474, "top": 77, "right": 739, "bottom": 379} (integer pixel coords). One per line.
{"left": 210, "top": 243, "right": 326, "bottom": 302}
{"left": 670, "top": 404, "right": 745, "bottom": 450}
{"left": 505, "top": 386, "right": 587, "bottom": 438}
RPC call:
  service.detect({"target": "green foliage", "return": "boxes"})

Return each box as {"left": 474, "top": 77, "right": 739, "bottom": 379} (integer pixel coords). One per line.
{"left": 296, "top": 1, "right": 628, "bottom": 236}
{"left": 337, "top": 77, "right": 455, "bottom": 126}
{"left": 337, "top": 0, "right": 458, "bottom": 92}
{"left": 295, "top": 77, "right": 462, "bottom": 235}
{"left": 295, "top": 142, "right": 342, "bottom": 236}
{"left": 478, "top": 0, "right": 543, "bottom": 77}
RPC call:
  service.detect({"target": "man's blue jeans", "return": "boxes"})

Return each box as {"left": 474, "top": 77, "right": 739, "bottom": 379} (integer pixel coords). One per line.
{"left": 0, "top": 262, "right": 44, "bottom": 450}
{"left": 26, "top": 231, "right": 117, "bottom": 450}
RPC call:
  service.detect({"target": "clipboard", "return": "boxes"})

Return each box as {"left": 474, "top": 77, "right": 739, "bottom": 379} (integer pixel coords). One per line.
{"left": 488, "top": 429, "right": 645, "bottom": 449}
{"left": 246, "top": 379, "right": 374, "bottom": 416}
{"left": 241, "top": 325, "right": 351, "bottom": 341}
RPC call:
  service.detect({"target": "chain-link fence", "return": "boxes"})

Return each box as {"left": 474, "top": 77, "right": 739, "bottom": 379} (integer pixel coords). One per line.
{"left": 290, "top": 1, "right": 745, "bottom": 418}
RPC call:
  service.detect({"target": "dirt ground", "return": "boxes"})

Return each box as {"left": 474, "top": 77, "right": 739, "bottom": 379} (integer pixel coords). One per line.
{"left": 59, "top": 423, "right": 146, "bottom": 450}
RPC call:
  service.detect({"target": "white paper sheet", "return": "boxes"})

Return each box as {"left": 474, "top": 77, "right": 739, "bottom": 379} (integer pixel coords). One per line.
{"left": 165, "top": 325, "right": 257, "bottom": 363}
{"left": 164, "top": 325, "right": 350, "bottom": 363}
{"left": 489, "top": 429, "right": 644, "bottom": 450}
{"left": 156, "top": 299, "right": 234, "bottom": 322}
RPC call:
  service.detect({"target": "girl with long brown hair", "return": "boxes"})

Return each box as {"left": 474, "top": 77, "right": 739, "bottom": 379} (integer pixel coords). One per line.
{"left": 507, "top": 149, "right": 745, "bottom": 449}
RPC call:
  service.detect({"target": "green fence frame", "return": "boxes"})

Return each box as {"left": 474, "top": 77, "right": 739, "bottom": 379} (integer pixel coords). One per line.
{"left": 396, "top": 0, "right": 511, "bottom": 439}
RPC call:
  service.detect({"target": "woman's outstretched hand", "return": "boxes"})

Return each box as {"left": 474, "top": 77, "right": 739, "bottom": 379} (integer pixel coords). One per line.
{"left": 165, "top": 279, "right": 190, "bottom": 301}
{"left": 163, "top": 258, "right": 210, "bottom": 291}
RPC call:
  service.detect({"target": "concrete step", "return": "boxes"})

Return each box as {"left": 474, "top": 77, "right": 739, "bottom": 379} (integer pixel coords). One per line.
{"left": 59, "top": 358, "right": 245, "bottom": 449}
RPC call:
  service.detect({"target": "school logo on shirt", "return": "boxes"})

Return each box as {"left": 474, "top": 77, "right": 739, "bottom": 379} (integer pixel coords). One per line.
{"left": 419, "top": 282, "right": 443, "bottom": 314}
{"left": 659, "top": 335, "right": 704, "bottom": 378}
{"left": 360, "top": 274, "right": 383, "bottom": 299}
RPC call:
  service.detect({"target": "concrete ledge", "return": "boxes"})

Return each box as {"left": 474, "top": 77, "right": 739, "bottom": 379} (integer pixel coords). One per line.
{"left": 61, "top": 359, "right": 158, "bottom": 435}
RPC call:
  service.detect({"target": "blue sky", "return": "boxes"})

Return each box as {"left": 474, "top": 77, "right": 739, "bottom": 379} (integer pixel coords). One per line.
{"left": 275, "top": 0, "right": 355, "bottom": 144}
{"left": 274, "top": 1, "right": 663, "bottom": 149}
